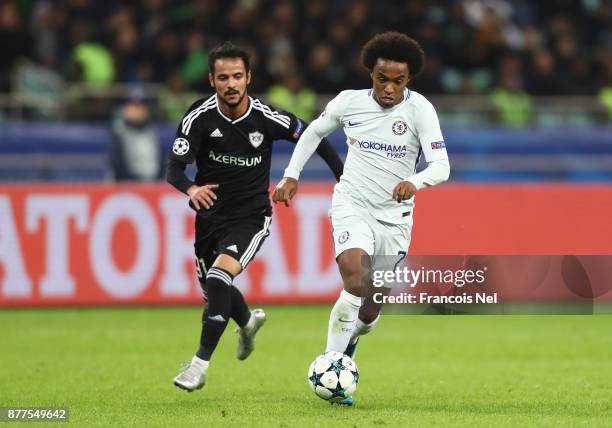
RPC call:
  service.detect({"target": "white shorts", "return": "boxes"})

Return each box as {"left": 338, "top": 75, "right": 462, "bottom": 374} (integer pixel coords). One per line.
{"left": 330, "top": 198, "right": 413, "bottom": 269}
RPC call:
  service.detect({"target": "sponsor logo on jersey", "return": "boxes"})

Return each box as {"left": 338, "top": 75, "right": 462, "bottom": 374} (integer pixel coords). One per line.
{"left": 352, "top": 139, "right": 407, "bottom": 158}
{"left": 346, "top": 120, "right": 361, "bottom": 127}
{"left": 431, "top": 141, "right": 446, "bottom": 149}
{"left": 249, "top": 131, "right": 264, "bottom": 148}
{"left": 209, "top": 150, "right": 262, "bottom": 167}
{"left": 339, "top": 231, "right": 350, "bottom": 244}
{"left": 172, "top": 138, "right": 190, "bottom": 155}
{"left": 210, "top": 128, "right": 223, "bottom": 137}
{"left": 392, "top": 120, "right": 407, "bottom": 135}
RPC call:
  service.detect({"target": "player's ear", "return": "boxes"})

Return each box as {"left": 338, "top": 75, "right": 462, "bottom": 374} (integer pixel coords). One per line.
{"left": 208, "top": 73, "right": 214, "bottom": 88}
{"left": 246, "top": 70, "right": 252, "bottom": 85}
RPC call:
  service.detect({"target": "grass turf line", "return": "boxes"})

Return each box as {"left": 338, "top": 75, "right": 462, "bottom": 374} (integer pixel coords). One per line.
{"left": 2, "top": 306, "right": 612, "bottom": 427}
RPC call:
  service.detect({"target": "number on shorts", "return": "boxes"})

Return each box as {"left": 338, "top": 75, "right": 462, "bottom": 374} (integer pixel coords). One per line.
{"left": 194, "top": 257, "right": 207, "bottom": 279}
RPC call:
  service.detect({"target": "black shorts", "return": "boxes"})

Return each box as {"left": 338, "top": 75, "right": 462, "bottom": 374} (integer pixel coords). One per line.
{"left": 193, "top": 214, "right": 272, "bottom": 282}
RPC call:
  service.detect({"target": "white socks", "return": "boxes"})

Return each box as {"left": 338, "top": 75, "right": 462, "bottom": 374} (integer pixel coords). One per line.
{"left": 349, "top": 315, "right": 380, "bottom": 345}
{"left": 191, "top": 355, "right": 209, "bottom": 373}
{"left": 325, "top": 290, "right": 362, "bottom": 352}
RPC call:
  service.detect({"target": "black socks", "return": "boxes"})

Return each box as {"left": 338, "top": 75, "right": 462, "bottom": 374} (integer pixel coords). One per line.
{"left": 196, "top": 267, "right": 233, "bottom": 361}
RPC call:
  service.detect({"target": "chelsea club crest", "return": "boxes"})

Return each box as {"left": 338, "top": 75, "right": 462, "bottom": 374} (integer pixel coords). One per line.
{"left": 392, "top": 120, "right": 407, "bottom": 135}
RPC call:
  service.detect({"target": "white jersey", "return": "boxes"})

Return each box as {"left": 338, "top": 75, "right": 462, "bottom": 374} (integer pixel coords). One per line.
{"left": 284, "top": 88, "right": 450, "bottom": 224}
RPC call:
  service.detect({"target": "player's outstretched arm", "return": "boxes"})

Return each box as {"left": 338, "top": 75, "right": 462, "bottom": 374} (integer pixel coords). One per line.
{"left": 274, "top": 119, "right": 338, "bottom": 207}
{"left": 284, "top": 87, "right": 347, "bottom": 177}
{"left": 303, "top": 136, "right": 343, "bottom": 182}
{"left": 272, "top": 177, "right": 298, "bottom": 207}
{"left": 283, "top": 114, "right": 339, "bottom": 180}
{"left": 275, "top": 93, "right": 345, "bottom": 205}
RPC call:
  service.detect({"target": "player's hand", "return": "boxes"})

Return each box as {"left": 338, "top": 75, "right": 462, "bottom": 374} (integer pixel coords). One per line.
{"left": 272, "top": 177, "right": 298, "bottom": 207}
{"left": 187, "top": 184, "right": 219, "bottom": 210}
{"left": 392, "top": 180, "right": 417, "bottom": 203}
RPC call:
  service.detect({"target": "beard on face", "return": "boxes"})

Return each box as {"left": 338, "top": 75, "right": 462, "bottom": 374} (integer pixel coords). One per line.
{"left": 219, "top": 88, "right": 245, "bottom": 107}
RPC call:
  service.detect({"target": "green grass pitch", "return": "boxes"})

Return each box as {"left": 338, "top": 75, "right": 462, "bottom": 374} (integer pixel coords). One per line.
{"left": 2, "top": 306, "right": 612, "bottom": 427}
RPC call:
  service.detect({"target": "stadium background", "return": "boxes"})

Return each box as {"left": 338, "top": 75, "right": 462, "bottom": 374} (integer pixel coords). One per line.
{"left": 1, "top": 2, "right": 612, "bottom": 426}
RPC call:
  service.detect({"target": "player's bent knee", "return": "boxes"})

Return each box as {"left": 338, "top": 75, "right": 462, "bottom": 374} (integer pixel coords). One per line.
{"left": 342, "top": 273, "right": 364, "bottom": 297}
{"left": 339, "top": 269, "right": 365, "bottom": 296}
{"left": 212, "top": 254, "right": 242, "bottom": 277}
{"left": 338, "top": 249, "right": 370, "bottom": 297}
{"left": 338, "top": 262, "right": 363, "bottom": 295}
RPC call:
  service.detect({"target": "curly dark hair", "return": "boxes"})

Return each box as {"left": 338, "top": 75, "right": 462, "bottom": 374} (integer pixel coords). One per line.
{"left": 208, "top": 41, "right": 251, "bottom": 74}
{"left": 361, "top": 32, "right": 425, "bottom": 77}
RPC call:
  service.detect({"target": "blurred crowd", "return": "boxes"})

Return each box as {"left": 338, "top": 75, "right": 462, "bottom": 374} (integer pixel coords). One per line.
{"left": 1, "top": 0, "right": 611, "bottom": 124}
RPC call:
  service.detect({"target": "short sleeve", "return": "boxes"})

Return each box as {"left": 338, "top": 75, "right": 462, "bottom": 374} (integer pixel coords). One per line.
{"left": 415, "top": 99, "right": 448, "bottom": 162}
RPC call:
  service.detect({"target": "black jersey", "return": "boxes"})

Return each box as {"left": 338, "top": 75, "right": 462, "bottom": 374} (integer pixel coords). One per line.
{"left": 169, "top": 94, "right": 332, "bottom": 220}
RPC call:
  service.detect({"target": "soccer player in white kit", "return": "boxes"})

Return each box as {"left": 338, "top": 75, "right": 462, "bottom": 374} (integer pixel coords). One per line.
{"left": 273, "top": 32, "right": 450, "bottom": 404}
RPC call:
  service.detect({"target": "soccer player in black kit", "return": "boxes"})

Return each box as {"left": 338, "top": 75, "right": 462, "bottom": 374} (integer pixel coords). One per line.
{"left": 167, "top": 42, "right": 343, "bottom": 392}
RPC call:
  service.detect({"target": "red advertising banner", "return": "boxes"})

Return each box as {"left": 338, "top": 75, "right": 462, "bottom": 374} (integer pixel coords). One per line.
{"left": 1, "top": 183, "right": 611, "bottom": 306}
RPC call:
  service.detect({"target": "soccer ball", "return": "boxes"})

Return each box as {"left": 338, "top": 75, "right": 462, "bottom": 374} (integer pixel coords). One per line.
{"left": 307, "top": 351, "right": 359, "bottom": 402}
